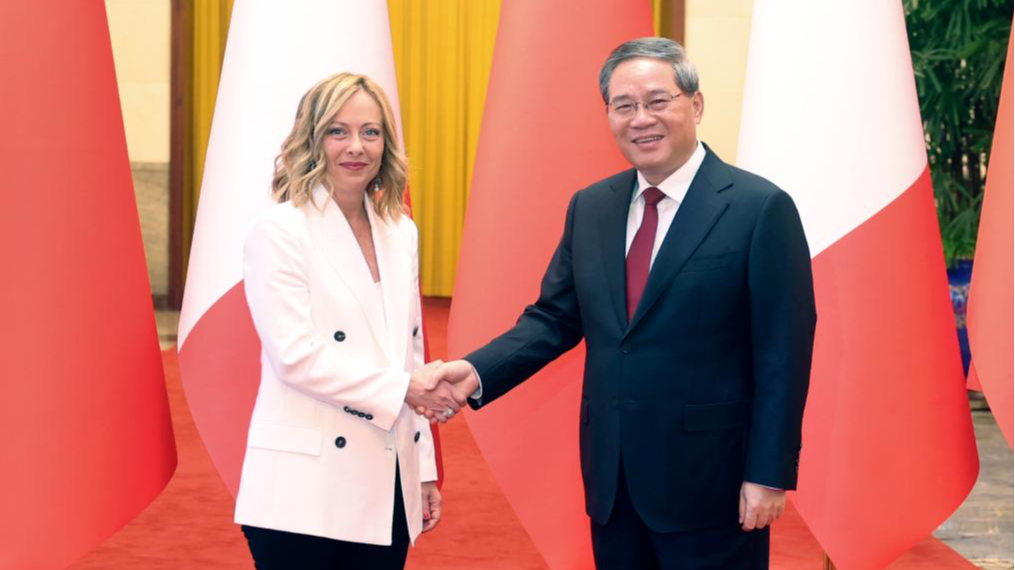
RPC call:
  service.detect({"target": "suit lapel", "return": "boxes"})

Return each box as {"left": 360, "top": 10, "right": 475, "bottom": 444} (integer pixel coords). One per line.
{"left": 600, "top": 169, "right": 638, "bottom": 333}
{"left": 627, "top": 150, "right": 732, "bottom": 333}
{"left": 367, "top": 201, "right": 409, "bottom": 369}
{"left": 304, "top": 186, "right": 390, "bottom": 363}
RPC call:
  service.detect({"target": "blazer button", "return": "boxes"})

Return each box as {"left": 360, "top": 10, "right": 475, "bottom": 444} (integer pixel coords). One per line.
{"left": 413, "top": 326, "right": 419, "bottom": 337}
{"left": 414, "top": 431, "right": 421, "bottom": 443}
{"left": 334, "top": 331, "right": 346, "bottom": 342}
{"left": 343, "top": 406, "right": 351, "bottom": 413}
{"left": 620, "top": 343, "right": 632, "bottom": 354}
{"left": 365, "top": 414, "right": 374, "bottom": 421}
{"left": 334, "top": 436, "right": 347, "bottom": 449}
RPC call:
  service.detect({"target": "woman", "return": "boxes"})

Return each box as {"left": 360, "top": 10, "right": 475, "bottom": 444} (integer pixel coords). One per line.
{"left": 234, "top": 73, "right": 464, "bottom": 569}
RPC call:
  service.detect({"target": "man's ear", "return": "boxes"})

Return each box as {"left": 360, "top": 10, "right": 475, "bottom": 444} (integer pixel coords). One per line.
{"left": 692, "top": 91, "right": 705, "bottom": 124}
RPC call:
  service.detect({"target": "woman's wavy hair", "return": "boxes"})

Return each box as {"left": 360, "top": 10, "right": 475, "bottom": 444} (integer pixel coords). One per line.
{"left": 271, "top": 73, "right": 407, "bottom": 220}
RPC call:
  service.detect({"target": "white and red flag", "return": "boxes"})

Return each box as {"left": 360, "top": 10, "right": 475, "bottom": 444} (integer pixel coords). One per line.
{"left": 446, "top": 1, "right": 652, "bottom": 568}
{"left": 966, "top": 25, "right": 1013, "bottom": 449}
{"left": 177, "top": 0, "right": 435, "bottom": 495}
{"left": 738, "top": 1, "right": 979, "bottom": 569}
{"left": 0, "top": 2, "right": 176, "bottom": 568}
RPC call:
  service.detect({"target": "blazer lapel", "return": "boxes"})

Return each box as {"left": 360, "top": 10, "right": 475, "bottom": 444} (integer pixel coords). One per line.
{"left": 626, "top": 150, "right": 732, "bottom": 333}
{"left": 304, "top": 186, "right": 389, "bottom": 362}
{"left": 366, "top": 201, "right": 409, "bottom": 369}
{"left": 600, "top": 169, "right": 638, "bottom": 334}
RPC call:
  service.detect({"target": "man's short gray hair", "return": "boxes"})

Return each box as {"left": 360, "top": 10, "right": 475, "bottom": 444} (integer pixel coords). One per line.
{"left": 598, "top": 37, "right": 699, "bottom": 103}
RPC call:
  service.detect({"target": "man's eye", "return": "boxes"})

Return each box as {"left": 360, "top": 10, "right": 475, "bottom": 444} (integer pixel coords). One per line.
{"left": 648, "top": 99, "right": 669, "bottom": 109}
{"left": 615, "top": 103, "right": 635, "bottom": 113}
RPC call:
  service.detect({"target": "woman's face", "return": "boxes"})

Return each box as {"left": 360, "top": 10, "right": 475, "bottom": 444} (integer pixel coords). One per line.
{"left": 322, "top": 90, "right": 385, "bottom": 194}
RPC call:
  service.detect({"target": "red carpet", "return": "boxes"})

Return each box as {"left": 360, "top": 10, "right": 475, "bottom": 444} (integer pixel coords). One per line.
{"left": 68, "top": 298, "right": 975, "bottom": 569}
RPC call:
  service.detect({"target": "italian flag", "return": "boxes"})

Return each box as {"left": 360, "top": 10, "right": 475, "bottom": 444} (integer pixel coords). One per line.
{"left": 737, "top": 1, "right": 980, "bottom": 568}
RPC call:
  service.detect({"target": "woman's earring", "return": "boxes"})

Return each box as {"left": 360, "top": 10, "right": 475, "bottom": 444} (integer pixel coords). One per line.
{"left": 373, "top": 177, "right": 382, "bottom": 192}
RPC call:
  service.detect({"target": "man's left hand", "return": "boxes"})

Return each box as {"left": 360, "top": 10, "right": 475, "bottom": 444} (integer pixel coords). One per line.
{"left": 739, "top": 481, "right": 785, "bottom": 531}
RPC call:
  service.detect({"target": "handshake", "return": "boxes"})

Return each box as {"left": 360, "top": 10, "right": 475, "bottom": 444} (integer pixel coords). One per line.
{"left": 404, "top": 360, "right": 481, "bottom": 423}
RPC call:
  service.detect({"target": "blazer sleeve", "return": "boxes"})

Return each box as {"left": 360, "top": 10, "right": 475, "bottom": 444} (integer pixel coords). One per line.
{"left": 407, "top": 221, "right": 438, "bottom": 482}
{"left": 243, "top": 211, "right": 411, "bottom": 432}
{"left": 415, "top": 415, "right": 438, "bottom": 483}
{"left": 743, "top": 189, "right": 817, "bottom": 489}
{"left": 464, "top": 191, "right": 586, "bottom": 407}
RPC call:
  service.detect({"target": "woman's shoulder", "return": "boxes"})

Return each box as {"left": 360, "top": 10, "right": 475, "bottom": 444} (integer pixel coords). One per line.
{"left": 252, "top": 200, "right": 305, "bottom": 228}
{"left": 246, "top": 201, "right": 309, "bottom": 246}
{"left": 391, "top": 211, "right": 418, "bottom": 240}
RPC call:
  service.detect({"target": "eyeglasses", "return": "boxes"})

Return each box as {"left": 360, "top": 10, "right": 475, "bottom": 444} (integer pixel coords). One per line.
{"left": 606, "top": 93, "right": 683, "bottom": 118}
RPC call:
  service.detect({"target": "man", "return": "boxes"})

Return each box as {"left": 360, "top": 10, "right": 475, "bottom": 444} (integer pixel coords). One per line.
{"left": 431, "top": 37, "right": 816, "bottom": 569}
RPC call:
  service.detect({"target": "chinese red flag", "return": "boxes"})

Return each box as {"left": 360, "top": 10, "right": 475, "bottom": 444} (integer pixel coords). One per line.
{"left": 0, "top": 2, "right": 177, "bottom": 569}
{"left": 446, "top": 2, "right": 651, "bottom": 568}
{"left": 967, "top": 25, "right": 1014, "bottom": 449}
{"left": 738, "top": 1, "right": 979, "bottom": 568}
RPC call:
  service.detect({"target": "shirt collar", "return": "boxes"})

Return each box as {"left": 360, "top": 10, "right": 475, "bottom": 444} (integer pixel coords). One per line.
{"left": 632, "top": 141, "right": 706, "bottom": 205}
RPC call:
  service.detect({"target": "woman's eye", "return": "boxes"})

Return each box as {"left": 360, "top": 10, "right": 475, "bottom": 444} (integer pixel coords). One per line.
{"left": 327, "top": 127, "right": 346, "bottom": 136}
{"left": 364, "top": 128, "right": 381, "bottom": 137}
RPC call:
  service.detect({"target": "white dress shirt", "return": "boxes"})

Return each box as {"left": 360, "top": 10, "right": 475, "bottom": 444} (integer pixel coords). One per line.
{"left": 625, "top": 141, "right": 706, "bottom": 267}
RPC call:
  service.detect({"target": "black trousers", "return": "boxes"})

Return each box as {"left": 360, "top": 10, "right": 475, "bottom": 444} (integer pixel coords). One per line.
{"left": 591, "top": 462, "right": 769, "bottom": 570}
{"left": 242, "top": 464, "right": 410, "bottom": 570}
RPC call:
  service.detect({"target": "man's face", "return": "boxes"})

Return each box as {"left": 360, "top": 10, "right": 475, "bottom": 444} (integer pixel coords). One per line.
{"left": 606, "top": 58, "right": 703, "bottom": 184}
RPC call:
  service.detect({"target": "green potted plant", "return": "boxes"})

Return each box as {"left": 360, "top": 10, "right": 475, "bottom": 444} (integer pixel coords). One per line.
{"left": 905, "top": 0, "right": 1011, "bottom": 372}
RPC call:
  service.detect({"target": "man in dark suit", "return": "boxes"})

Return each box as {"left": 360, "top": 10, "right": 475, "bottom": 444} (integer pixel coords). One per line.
{"left": 431, "top": 37, "right": 816, "bottom": 569}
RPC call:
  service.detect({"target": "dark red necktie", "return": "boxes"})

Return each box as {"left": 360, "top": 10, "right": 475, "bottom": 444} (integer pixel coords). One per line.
{"left": 626, "top": 187, "right": 665, "bottom": 323}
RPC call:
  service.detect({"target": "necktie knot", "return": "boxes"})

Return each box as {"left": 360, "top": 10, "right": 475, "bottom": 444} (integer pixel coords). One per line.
{"left": 643, "top": 186, "right": 665, "bottom": 207}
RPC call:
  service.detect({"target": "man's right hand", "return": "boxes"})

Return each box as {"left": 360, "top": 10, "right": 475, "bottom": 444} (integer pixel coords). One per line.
{"left": 405, "top": 360, "right": 467, "bottom": 423}
{"left": 432, "top": 360, "right": 481, "bottom": 401}
{"left": 409, "top": 360, "right": 481, "bottom": 423}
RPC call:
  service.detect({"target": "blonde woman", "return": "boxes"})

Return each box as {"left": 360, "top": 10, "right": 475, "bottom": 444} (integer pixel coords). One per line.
{"left": 234, "top": 73, "right": 466, "bottom": 569}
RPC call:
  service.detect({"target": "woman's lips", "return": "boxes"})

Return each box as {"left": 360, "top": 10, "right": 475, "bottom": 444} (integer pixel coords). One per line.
{"left": 340, "top": 162, "right": 368, "bottom": 171}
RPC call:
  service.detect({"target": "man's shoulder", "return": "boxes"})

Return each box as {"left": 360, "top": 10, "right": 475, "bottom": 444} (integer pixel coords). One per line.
{"left": 704, "top": 152, "right": 788, "bottom": 207}
{"left": 726, "top": 164, "right": 783, "bottom": 197}
{"left": 714, "top": 160, "right": 806, "bottom": 227}
{"left": 574, "top": 168, "right": 637, "bottom": 201}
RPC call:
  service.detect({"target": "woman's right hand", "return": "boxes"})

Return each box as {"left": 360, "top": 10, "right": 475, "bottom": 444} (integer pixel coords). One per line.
{"left": 405, "top": 360, "right": 467, "bottom": 423}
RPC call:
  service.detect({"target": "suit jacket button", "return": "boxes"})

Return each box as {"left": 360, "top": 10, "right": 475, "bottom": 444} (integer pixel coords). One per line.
{"left": 620, "top": 343, "right": 631, "bottom": 354}
{"left": 343, "top": 406, "right": 351, "bottom": 413}
{"left": 414, "top": 431, "right": 421, "bottom": 443}
{"left": 366, "top": 414, "right": 374, "bottom": 421}
{"left": 334, "top": 436, "right": 347, "bottom": 449}
{"left": 357, "top": 412, "right": 366, "bottom": 418}
{"left": 413, "top": 326, "right": 419, "bottom": 337}
{"left": 334, "top": 331, "right": 346, "bottom": 342}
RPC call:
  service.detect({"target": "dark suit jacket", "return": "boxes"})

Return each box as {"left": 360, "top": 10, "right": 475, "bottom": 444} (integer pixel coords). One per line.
{"left": 465, "top": 145, "right": 816, "bottom": 533}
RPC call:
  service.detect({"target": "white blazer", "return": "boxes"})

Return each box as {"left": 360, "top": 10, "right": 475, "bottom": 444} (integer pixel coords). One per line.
{"left": 234, "top": 185, "right": 437, "bottom": 546}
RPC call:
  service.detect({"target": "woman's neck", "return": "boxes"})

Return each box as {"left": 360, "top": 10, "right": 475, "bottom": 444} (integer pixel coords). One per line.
{"left": 331, "top": 184, "right": 369, "bottom": 223}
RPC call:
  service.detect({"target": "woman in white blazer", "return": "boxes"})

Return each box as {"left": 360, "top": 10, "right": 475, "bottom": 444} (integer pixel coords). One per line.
{"left": 234, "top": 73, "right": 467, "bottom": 569}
